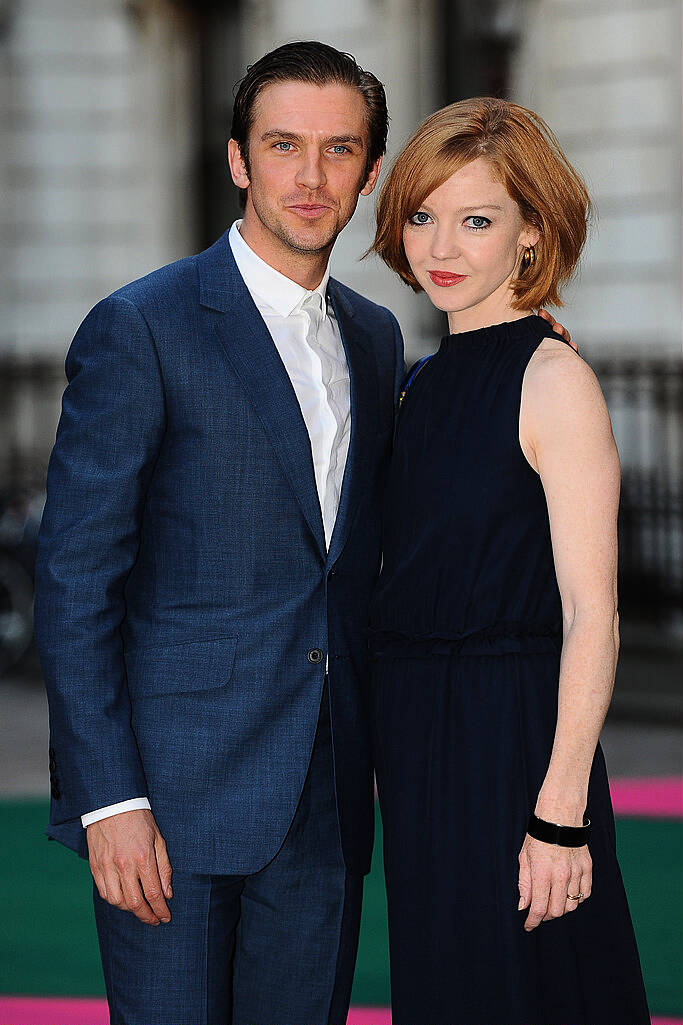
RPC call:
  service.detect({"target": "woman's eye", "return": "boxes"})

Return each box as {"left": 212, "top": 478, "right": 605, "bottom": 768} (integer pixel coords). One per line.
{"left": 408, "top": 211, "right": 432, "bottom": 226}
{"left": 465, "top": 215, "right": 491, "bottom": 230}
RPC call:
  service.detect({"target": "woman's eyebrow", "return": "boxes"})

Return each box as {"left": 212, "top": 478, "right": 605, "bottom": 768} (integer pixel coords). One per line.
{"left": 457, "top": 204, "right": 503, "bottom": 213}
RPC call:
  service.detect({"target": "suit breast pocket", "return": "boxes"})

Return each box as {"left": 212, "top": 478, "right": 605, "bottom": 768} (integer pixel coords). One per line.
{"left": 124, "top": 636, "right": 238, "bottom": 700}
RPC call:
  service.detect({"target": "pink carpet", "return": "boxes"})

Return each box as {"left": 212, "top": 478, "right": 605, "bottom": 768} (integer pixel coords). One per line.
{"left": 610, "top": 776, "right": 683, "bottom": 818}
{"left": 0, "top": 1000, "right": 680, "bottom": 1025}
{"left": 0, "top": 998, "right": 107, "bottom": 1025}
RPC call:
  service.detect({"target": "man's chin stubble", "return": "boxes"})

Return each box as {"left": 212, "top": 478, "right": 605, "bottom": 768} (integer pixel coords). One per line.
{"left": 274, "top": 222, "right": 340, "bottom": 256}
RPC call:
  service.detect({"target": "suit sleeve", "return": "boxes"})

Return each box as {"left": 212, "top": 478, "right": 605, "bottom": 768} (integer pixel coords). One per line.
{"left": 34, "top": 294, "right": 166, "bottom": 827}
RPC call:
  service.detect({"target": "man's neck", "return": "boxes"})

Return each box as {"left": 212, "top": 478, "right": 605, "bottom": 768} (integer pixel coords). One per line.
{"left": 238, "top": 212, "right": 331, "bottom": 291}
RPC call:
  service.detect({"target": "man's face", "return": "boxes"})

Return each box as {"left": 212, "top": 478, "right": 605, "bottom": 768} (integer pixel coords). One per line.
{"left": 229, "top": 80, "right": 381, "bottom": 259}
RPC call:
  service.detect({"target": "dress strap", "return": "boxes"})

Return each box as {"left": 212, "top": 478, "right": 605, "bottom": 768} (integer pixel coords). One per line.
{"left": 399, "top": 354, "right": 436, "bottom": 406}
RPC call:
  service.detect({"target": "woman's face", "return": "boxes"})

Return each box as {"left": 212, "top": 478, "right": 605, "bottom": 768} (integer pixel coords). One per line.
{"left": 402, "top": 157, "right": 540, "bottom": 327}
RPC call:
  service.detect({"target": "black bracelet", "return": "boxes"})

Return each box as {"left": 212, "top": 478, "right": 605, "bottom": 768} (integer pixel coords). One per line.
{"left": 527, "top": 812, "right": 591, "bottom": 848}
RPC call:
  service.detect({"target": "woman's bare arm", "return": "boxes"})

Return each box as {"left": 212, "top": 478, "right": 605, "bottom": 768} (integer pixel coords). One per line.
{"left": 516, "top": 339, "right": 620, "bottom": 929}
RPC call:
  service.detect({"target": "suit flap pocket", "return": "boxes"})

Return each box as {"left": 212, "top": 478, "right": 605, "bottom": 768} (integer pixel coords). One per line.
{"left": 125, "top": 636, "right": 237, "bottom": 698}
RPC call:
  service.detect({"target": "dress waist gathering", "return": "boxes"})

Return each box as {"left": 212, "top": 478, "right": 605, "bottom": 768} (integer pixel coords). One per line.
{"left": 367, "top": 621, "right": 562, "bottom": 659}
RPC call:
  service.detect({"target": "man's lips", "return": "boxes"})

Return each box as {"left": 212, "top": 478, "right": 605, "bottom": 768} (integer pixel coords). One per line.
{"left": 286, "top": 204, "right": 331, "bottom": 219}
{"left": 428, "top": 270, "right": 467, "bottom": 287}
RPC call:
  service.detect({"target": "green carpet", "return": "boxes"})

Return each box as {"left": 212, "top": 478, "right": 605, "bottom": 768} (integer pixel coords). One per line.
{"left": 1, "top": 801, "right": 681, "bottom": 1014}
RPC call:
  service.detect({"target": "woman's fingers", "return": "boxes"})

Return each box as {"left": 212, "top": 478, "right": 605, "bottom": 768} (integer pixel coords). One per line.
{"left": 524, "top": 875, "right": 551, "bottom": 930}
{"left": 518, "top": 849, "right": 532, "bottom": 911}
{"left": 578, "top": 849, "right": 593, "bottom": 902}
{"left": 524, "top": 856, "right": 552, "bottom": 931}
{"left": 564, "top": 863, "right": 583, "bottom": 913}
{"left": 520, "top": 836, "right": 593, "bottom": 929}
{"left": 545, "top": 866, "right": 573, "bottom": 920}
{"left": 519, "top": 836, "right": 552, "bottom": 929}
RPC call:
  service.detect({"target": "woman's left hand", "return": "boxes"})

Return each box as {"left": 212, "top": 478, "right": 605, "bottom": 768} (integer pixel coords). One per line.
{"left": 517, "top": 834, "right": 592, "bottom": 931}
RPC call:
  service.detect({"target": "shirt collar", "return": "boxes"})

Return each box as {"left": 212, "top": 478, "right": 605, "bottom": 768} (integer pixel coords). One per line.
{"left": 229, "top": 220, "right": 330, "bottom": 319}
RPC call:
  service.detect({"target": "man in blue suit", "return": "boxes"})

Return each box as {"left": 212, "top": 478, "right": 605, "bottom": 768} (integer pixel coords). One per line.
{"left": 35, "top": 41, "right": 403, "bottom": 1025}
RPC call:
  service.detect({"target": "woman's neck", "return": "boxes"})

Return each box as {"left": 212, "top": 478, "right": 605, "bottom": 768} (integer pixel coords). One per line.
{"left": 446, "top": 291, "right": 533, "bottom": 335}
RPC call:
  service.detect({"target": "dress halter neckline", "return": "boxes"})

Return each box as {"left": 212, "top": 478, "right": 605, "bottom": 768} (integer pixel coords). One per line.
{"left": 440, "top": 314, "right": 549, "bottom": 350}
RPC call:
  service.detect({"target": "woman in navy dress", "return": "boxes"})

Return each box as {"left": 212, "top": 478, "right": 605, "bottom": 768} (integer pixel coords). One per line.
{"left": 368, "top": 97, "right": 650, "bottom": 1024}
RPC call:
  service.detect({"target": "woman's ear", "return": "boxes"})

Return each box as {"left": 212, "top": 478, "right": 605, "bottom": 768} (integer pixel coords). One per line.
{"left": 520, "top": 222, "right": 541, "bottom": 249}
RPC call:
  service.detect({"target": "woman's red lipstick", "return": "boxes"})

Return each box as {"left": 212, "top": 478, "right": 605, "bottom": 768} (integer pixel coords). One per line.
{"left": 428, "top": 271, "right": 467, "bottom": 287}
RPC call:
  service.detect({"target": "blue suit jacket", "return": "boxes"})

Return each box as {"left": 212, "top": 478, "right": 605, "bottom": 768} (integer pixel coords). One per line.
{"left": 34, "top": 229, "right": 404, "bottom": 875}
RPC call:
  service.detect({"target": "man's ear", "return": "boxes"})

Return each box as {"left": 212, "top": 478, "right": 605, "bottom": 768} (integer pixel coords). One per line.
{"left": 360, "top": 155, "right": 383, "bottom": 197}
{"left": 227, "top": 139, "right": 250, "bottom": 189}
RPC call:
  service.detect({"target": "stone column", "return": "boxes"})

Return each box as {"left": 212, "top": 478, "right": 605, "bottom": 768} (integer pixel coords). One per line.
{"left": 511, "top": 0, "right": 682, "bottom": 359}
{"left": 1, "top": 0, "right": 200, "bottom": 362}
{"left": 0, "top": 0, "right": 200, "bottom": 479}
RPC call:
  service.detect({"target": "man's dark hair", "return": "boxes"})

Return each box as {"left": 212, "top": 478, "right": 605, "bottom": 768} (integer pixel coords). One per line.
{"left": 230, "top": 40, "right": 389, "bottom": 201}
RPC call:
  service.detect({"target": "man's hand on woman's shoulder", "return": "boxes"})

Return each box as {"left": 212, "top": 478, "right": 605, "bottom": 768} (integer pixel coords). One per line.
{"left": 537, "top": 308, "right": 577, "bottom": 352}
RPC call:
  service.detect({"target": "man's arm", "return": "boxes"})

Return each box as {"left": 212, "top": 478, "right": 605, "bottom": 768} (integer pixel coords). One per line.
{"left": 35, "top": 294, "right": 172, "bottom": 923}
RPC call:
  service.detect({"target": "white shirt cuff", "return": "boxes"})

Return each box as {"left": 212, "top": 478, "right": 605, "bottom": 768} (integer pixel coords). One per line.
{"left": 81, "top": 797, "right": 151, "bottom": 828}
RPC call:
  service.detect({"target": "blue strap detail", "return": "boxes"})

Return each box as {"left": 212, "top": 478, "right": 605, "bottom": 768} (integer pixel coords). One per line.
{"left": 400, "top": 354, "right": 436, "bottom": 404}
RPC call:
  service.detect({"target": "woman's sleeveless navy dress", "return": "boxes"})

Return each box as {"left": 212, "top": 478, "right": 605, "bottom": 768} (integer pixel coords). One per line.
{"left": 369, "top": 316, "right": 649, "bottom": 1025}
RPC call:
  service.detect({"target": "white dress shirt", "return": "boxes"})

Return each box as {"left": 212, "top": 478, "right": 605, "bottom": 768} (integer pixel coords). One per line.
{"left": 81, "top": 220, "right": 351, "bottom": 828}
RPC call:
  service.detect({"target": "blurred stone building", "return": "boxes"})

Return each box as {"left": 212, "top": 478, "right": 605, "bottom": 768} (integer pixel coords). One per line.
{"left": 1, "top": 0, "right": 200, "bottom": 490}
{"left": 511, "top": 0, "right": 683, "bottom": 636}
{"left": 1, "top": 0, "right": 681, "bottom": 655}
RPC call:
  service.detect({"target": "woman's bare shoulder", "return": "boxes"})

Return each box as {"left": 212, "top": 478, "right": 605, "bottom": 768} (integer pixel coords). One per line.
{"left": 526, "top": 338, "right": 604, "bottom": 407}
{"left": 522, "top": 338, "right": 614, "bottom": 452}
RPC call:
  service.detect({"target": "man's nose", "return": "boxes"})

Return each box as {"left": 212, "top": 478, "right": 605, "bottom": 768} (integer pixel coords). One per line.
{"left": 296, "top": 149, "right": 326, "bottom": 191}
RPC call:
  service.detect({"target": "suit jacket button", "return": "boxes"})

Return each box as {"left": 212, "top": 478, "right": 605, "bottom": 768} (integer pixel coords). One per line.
{"left": 307, "top": 648, "right": 324, "bottom": 664}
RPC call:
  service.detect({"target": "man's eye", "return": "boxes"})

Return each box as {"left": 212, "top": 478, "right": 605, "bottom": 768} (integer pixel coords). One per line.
{"left": 330, "top": 145, "right": 350, "bottom": 155}
{"left": 408, "top": 211, "right": 431, "bottom": 226}
{"left": 275, "top": 142, "right": 293, "bottom": 151}
{"left": 465, "top": 215, "right": 491, "bottom": 230}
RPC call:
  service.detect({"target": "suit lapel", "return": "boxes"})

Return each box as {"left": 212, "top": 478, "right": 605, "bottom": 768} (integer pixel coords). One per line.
{"left": 327, "top": 279, "right": 377, "bottom": 567}
{"left": 198, "top": 232, "right": 326, "bottom": 559}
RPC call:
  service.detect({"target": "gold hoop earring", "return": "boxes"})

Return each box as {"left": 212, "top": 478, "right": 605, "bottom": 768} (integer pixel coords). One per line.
{"left": 521, "top": 245, "right": 536, "bottom": 273}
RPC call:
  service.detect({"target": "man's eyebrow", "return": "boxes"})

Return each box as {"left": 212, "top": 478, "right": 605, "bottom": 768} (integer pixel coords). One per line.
{"left": 323, "top": 134, "right": 365, "bottom": 147}
{"left": 261, "top": 129, "right": 304, "bottom": 142}
{"left": 260, "top": 129, "right": 365, "bottom": 147}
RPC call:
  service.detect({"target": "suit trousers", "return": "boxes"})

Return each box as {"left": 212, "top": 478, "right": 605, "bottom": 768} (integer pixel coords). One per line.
{"left": 93, "top": 680, "right": 363, "bottom": 1025}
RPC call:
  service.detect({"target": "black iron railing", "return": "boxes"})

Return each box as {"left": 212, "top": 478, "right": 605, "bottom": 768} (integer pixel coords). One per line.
{"left": 593, "top": 358, "right": 683, "bottom": 628}
{"left": 0, "top": 355, "right": 681, "bottom": 668}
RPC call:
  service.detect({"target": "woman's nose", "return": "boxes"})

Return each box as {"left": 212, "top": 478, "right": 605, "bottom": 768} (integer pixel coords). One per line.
{"left": 430, "top": 226, "right": 461, "bottom": 262}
